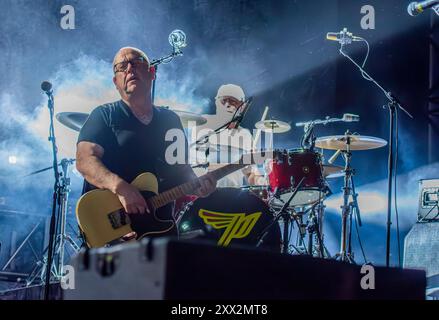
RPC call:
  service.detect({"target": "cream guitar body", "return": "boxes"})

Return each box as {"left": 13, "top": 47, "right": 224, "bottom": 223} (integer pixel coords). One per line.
{"left": 76, "top": 173, "right": 174, "bottom": 248}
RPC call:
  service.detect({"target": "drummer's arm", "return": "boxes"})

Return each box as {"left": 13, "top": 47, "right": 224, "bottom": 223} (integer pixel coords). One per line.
{"left": 243, "top": 165, "right": 267, "bottom": 185}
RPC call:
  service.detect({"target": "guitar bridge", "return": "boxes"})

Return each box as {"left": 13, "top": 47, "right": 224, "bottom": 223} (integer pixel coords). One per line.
{"left": 108, "top": 210, "right": 131, "bottom": 229}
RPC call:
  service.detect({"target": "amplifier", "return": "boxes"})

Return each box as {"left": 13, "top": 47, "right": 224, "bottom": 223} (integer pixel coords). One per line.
{"left": 65, "top": 238, "right": 426, "bottom": 300}
{"left": 418, "top": 179, "right": 439, "bottom": 221}
{"left": 404, "top": 221, "right": 439, "bottom": 299}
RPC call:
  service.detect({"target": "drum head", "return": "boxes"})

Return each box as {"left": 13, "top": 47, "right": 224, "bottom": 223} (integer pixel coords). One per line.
{"left": 178, "top": 188, "right": 281, "bottom": 252}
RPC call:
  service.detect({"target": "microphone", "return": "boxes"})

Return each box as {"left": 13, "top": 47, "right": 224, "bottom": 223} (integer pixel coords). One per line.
{"left": 168, "top": 29, "right": 187, "bottom": 50}
{"left": 326, "top": 28, "right": 362, "bottom": 45}
{"left": 407, "top": 0, "right": 439, "bottom": 16}
{"left": 342, "top": 113, "right": 360, "bottom": 122}
{"left": 41, "top": 81, "right": 52, "bottom": 93}
{"left": 229, "top": 97, "right": 253, "bottom": 129}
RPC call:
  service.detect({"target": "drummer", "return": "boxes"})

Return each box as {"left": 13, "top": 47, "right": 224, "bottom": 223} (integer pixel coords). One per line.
{"left": 192, "top": 84, "right": 259, "bottom": 187}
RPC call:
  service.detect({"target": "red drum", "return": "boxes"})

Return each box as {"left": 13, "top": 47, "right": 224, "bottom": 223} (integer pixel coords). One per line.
{"left": 268, "top": 149, "right": 329, "bottom": 207}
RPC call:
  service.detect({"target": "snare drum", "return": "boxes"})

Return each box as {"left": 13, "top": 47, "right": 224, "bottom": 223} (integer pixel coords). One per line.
{"left": 178, "top": 188, "right": 281, "bottom": 252}
{"left": 268, "top": 149, "right": 330, "bottom": 207}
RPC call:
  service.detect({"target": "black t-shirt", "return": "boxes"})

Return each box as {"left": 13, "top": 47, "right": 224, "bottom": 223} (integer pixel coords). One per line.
{"left": 77, "top": 100, "right": 196, "bottom": 194}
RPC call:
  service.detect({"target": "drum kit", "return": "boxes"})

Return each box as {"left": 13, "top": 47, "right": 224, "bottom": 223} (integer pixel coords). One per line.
{"left": 55, "top": 108, "right": 388, "bottom": 263}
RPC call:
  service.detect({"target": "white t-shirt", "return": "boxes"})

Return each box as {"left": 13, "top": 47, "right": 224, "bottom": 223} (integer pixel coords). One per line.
{"left": 189, "top": 114, "right": 253, "bottom": 187}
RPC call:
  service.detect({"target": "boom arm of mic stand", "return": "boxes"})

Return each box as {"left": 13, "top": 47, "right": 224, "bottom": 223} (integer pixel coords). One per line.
{"left": 338, "top": 47, "right": 413, "bottom": 119}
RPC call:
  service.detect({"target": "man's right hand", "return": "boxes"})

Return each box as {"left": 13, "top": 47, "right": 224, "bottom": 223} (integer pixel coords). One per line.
{"left": 114, "top": 180, "right": 150, "bottom": 214}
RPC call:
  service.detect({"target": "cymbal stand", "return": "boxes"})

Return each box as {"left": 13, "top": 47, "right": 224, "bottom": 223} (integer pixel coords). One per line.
{"left": 334, "top": 131, "right": 360, "bottom": 263}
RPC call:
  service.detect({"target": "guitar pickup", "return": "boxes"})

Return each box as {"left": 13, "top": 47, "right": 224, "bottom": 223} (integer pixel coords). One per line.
{"left": 108, "top": 210, "right": 131, "bottom": 229}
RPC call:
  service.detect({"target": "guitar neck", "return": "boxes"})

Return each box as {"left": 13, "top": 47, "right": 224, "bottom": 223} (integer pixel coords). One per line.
{"left": 148, "top": 162, "right": 246, "bottom": 210}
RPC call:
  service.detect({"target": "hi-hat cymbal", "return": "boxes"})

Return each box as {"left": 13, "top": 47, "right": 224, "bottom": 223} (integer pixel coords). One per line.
{"left": 255, "top": 120, "right": 291, "bottom": 133}
{"left": 315, "top": 135, "right": 387, "bottom": 151}
{"left": 172, "top": 110, "right": 207, "bottom": 127}
{"left": 323, "top": 164, "right": 344, "bottom": 179}
{"left": 56, "top": 112, "right": 88, "bottom": 132}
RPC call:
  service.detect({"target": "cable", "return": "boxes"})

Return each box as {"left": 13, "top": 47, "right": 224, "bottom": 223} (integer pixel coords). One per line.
{"left": 354, "top": 206, "right": 368, "bottom": 264}
{"left": 359, "top": 38, "right": 373, "bottom": 82}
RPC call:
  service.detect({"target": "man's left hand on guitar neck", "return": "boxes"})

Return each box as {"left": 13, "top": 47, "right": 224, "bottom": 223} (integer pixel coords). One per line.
{"left": 194, "top": 173, "right": 217, "bottom": 198}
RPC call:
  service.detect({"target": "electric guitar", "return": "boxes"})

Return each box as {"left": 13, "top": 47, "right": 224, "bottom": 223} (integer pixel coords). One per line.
{"left": 76, "top": 153, "right": 264, "bottom": 248}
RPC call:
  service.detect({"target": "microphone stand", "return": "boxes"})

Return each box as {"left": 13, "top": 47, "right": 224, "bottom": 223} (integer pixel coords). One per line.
{"left": 43, "top": 88, "right": 60, "bottom": 300}
{"left": 150, "top": 49, "right": 183, "bottom": 104}
{"left": 337, "top": 43, "right": 413, "bottom": 268}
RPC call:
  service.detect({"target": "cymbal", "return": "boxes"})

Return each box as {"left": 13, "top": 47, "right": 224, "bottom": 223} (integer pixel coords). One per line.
{"left": 172, "top": 110, "right": 207, "bottom": 127}
{"left": 255, "top": 120, "right": 291, "bottom": 133}
{"left": 56, "top": 112, "right": 88, "bottom": 132}
{"left": 315, "top": 135, "right": 387, "bottom": 151}
{"left": 322, "top": 164, "right": 344, "bottom": 179}
{"left": 56, "top": 110, "right": 206, "bottom": 132}
{"left": 195, "top": 143, "right": 245, "bottom": 154}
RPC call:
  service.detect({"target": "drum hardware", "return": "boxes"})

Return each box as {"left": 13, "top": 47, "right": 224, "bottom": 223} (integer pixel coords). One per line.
{"left": 257, "top": 177, "right": 305, "bottom": 254}
{"left": 307, "top": 132, "right": 388, "bottom": 263}
{"left": 330, "top": 131, "right": 362, "bottom": 264}
{"left": 306, "top": 202, "right": 330, "bottom": 258}
{"left": 296, "top": 113, "right": 361, "bottom": 151}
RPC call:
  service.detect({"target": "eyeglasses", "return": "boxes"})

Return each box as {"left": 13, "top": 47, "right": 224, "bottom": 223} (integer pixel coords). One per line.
{"left": 216, "top": 96, "right": 243, "bottom": 107}
{"left": 113, "top": 56, "right": 148, "bottom": 73}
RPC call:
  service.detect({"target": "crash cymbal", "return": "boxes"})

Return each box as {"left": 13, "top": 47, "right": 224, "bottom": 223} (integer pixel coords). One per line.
{"left": 56, "top": 112, "right": 88, "bottom": 132}
{"left": 322, "top": 164, "right": 344, "bottom": 179}
{"left": 255, "top": 120, "right": 291, "bottom": 133}
{"left": 315, "top": 135, "right": 387, "bottom": 151}
{"left": 172, "top": 110, "right": 207, "bottom": 127}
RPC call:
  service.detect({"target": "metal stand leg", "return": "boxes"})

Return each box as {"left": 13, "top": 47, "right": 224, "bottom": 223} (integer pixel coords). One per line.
{"left": 26, "top": 159, "right": 80, "bottom": 286}
{"left": 334, "top": 132, "right": 357, "bottom": 264}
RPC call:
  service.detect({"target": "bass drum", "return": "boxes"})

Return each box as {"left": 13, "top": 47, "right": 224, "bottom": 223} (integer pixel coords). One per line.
{"left": 178, "top": 188, "right": 281, "bottom": 252}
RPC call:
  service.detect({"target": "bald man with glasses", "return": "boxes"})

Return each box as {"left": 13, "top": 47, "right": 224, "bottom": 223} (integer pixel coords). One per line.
{"left": 76, "top": 47, "right": 217, "bottom": 242}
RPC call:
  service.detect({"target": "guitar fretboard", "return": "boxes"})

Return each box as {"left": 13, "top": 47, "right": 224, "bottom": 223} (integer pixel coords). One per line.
{"left": 148, "top": 163, "right": 246, "bottom": 209}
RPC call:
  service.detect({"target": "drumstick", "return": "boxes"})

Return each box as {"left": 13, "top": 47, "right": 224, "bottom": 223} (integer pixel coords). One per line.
{"left": 253, "top": 106, "right": 269, "bottom": 150}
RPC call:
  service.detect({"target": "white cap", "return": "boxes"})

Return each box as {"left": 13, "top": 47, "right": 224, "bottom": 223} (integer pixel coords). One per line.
{"left": 215, "top": 84, "right": 245, "bottom": 102}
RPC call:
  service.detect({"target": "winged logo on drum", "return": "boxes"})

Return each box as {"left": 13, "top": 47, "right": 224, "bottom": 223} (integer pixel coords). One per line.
{"left": 198, "top": 209, "right": 262, "bottom": 246}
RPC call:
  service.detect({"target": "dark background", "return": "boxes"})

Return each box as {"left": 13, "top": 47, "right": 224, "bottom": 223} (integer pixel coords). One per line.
{"left": 0, "top": 0, "right": 435, "bottom": 269}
